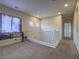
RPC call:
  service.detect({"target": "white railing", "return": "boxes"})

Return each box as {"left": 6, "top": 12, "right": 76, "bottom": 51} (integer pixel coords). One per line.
{"left": 25, "top": 30, "right": 61, "bottom": 48}
{"left": 41, "top": 30, "right": 60, "bottom": 44}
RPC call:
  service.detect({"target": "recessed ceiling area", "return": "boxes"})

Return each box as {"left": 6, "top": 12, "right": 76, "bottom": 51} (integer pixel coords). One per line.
{"left": 0, "top": 0, "right": 77, "bottom": 18}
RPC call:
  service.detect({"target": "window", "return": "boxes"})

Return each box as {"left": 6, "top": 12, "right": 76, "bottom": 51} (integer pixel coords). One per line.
{"left": 12, "top": 17, "right": 20, "bottom": 32}
{"left": 2, "top": 15, "right": 12, "bottom": 32}
{"left": 0, "top": 13, "right": 21, "bottom": 33}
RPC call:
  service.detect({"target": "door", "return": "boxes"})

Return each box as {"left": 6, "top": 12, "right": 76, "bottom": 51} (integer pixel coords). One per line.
{"left": 64, "top": 22, "right": 72, "bottom": 39}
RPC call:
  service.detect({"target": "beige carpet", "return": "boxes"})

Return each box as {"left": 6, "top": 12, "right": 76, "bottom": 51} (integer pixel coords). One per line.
{"left": 0, "top": 40, "right": 79, "bottom": 59}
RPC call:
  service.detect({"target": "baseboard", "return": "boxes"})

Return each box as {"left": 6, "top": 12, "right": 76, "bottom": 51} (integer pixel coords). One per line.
{"left": 28, "top": 38, "right": 61, "bottom": 48}
{"left": 74, "top": 40, "right": 79, "bottom": 54}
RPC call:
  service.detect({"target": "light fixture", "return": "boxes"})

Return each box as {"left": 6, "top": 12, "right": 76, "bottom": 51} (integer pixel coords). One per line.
{"left": 64, "top": 3, "right": 68, "bottom": 7}
{"left": 58, "top": 12, "right": 61, "bottom": 15}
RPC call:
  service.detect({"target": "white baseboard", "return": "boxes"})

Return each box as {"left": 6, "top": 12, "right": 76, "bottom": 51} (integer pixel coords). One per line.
{"left": 28, "top": 38, "right": 61, "bottom": 48}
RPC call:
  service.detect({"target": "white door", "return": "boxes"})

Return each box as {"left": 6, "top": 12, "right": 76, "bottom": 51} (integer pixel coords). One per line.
{"left": 64, "top": 23, "right": 71, "bottom": 38}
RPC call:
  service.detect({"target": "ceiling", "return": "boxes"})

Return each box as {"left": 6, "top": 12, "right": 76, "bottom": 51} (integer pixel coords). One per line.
{"left": 0, "top": 0, "right": 77, "bottom": 18}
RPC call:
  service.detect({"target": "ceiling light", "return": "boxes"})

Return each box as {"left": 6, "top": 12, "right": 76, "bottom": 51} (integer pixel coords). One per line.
{"left": 58, "top": 12, "right": 61, "bottom": 15}
{"left": 64, "top": 3, "right": 68, "bottom": 7}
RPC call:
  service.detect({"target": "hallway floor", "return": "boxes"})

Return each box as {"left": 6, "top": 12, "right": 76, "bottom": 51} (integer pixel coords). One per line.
{"left": 0, "top": 40, "right": 79, "bottom": 59}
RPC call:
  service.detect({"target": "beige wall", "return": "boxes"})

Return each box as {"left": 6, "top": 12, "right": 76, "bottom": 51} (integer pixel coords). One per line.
{"left": 22, "top": 16, "right": 41, "bottom": 40}
{"left": 40, "top": 15, "right": 62, "bottom": 47}
{"left": 74, "top": 0, "right": 79, "bottom": 53}
{"left": 0, "top": 5, "right": 41, "bottom": 46}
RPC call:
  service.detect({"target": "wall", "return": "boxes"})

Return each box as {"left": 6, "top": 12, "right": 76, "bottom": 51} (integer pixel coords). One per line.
{"left": 22, "top": 16, "right": 41, "bottom": 40}
{"left": 74, "top": 0, "right": 79, "bottom": 53}
{"left": 0, "top": 5, "right": 41, "bottom": 46}
{"left": 40, "top": 15, "right": 62, "bottom": 48}
{"left": 0, "top": 4, "right": 62, "bottom": 48}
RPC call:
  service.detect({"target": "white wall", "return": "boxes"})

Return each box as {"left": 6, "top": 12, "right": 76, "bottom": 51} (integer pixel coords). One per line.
{"left": 74, "top": 0, "right": 79, "bottom": 53}
{"left": 0, "top": 5, "right": 41, "bottom": 46}
{"left": 40, "top": 15, "right": 62, "bottom": 48}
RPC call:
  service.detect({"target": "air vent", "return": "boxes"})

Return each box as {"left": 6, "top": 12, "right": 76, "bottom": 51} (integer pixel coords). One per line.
{"left": 52, "top": 0, "right": 56, "bottom": 2}
{"left": 14, "top": 6, "right": 19, "bottom": 9}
